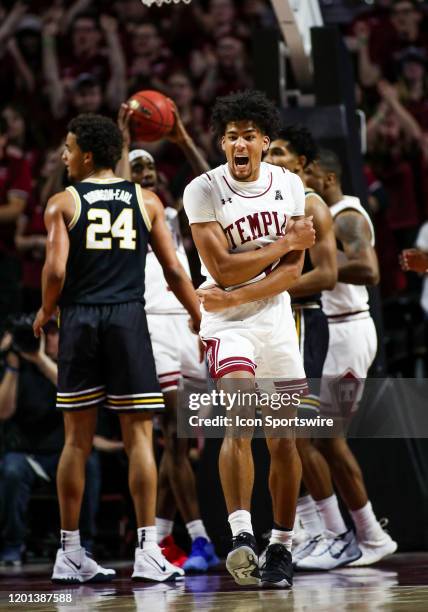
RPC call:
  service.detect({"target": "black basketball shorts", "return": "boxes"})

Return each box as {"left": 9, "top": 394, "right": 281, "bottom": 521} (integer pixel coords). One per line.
{"left": 56, "top": 301, "right": 164, "bottom": 413}
{"left": 293, "top": 306, "right": 329, "bottom": 414}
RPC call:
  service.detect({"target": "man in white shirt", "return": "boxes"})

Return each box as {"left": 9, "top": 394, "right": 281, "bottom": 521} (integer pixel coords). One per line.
{"left": 183, "top": 90, "right": 315, "bottom": 589}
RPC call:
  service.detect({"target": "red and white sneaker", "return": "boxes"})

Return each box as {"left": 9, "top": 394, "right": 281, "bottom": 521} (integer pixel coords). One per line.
{"left": 159, "top": 535, "right": 188, "bottom": 568}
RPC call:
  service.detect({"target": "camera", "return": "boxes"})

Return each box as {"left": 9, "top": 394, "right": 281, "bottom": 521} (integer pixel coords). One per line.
{"left": 7, "top": 314, "right": 40, "bottom": 354}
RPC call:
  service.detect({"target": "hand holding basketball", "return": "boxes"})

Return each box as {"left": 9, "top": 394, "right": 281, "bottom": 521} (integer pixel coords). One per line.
{"left": 127, "top": 90, "right": 175, "bottom": 142}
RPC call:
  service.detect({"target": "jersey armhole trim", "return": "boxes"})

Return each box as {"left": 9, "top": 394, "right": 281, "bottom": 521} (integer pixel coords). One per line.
{"left": 135, "top": 183, "right": 152, "bottom": 232}
{"left": 66, "top": 186, "right": 82, "bottom": 230}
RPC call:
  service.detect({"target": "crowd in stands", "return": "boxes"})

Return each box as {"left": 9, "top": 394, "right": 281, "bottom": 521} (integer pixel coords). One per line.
{"left": 1, "top": 0, "right": 428, "bottom": 562}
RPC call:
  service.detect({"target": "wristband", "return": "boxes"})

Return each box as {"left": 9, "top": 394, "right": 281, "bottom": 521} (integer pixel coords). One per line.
{"left": 6, "top": 365, "right": 19, "bottom": 374}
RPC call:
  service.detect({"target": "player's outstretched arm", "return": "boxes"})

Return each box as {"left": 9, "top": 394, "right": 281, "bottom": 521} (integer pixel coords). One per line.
{"left": 33, "top": 192, "right": 71, "bottom": 337}
{"left": 289, "top": 196, "right": 337, "bottom": 298}
{"left": 190, "top": 216, "right": 315, "bottom": 289}
{"left": 334, "top": 210, "right": 379, "bottom": 285}
{"left": 144, "top": 190, "right": 202, "bottom": 331}
{"left": 197, "top": 249, "right": 305, "bottom": 312}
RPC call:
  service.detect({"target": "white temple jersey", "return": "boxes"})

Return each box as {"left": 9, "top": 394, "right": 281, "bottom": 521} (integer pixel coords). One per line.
{"left": 183, "top": 161, "right": 305, "bottom": 288}
{"left": 144, "top": 207, "right": 190, "bottom": 314}
{"left": 321, "top": 196, "right": 375, "bottom": 317}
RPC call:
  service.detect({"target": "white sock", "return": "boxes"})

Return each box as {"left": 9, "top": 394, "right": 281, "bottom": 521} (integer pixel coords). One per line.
{"left": 269, "top": 529, "right": 293, "bottom": 551}
{"left": 137, "top": 526, "right": 158, "bottom": 551}
{"left": 60, "top": 529, "right": 80, "bottom": 552}
{"left": 186, "top": 519, "right": 210, "bottom": 542}
{"left": 155, "top": 518, "right": 173, "bottom": 543}
{"left": 297, "top": 495, "right": 323, "bottom": 537}
{"left": 228, "top": 510, "right": 253, "bottom": 537}
{"left": 350, "top": 501, "right": 385, "bottom": 542}
{"left": 315, "top": 494, "right": 347, "bottom": 535}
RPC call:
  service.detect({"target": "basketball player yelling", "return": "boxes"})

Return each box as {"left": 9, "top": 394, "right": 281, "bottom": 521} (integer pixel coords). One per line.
{"left": 183, "top": 91, "right": 315, "bottom": 589}
{"left": 33, "top": 114, "right": 202, "bottom": 584}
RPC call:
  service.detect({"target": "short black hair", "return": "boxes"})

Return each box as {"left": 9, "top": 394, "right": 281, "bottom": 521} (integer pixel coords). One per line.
{"left": 210, "top": 89, "right": 281, "bottom": 140}
{"left": 278, "top": 125, "right": 318, "bottom": 167}
{"left": 317, "top": 148, "right": 342, "bottom": 179}
{"left": 68, "top": 114, "right": 123, "bottom": 170}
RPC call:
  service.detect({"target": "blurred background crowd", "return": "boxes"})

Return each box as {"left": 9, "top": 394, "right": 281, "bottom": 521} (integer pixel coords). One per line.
{"left": 1, "top": 0, "right": 428, "bottom": 564}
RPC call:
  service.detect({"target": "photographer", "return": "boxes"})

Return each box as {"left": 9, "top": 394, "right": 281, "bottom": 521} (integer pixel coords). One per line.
{"left": 0, "top": 317, "right": 100, "bottom": 566}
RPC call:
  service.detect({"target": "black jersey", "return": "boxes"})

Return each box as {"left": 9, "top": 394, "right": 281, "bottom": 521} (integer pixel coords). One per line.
{"left": 291, "top": 190, "right": 322, "bottom": 306}
{"left": 60, "top": 178, "right": 151, "bottom": 306}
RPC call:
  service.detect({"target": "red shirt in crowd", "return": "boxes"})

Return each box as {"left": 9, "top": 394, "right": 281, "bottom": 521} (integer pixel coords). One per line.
{"left": 0, "top": 150, "right": 32, "bottom": 255}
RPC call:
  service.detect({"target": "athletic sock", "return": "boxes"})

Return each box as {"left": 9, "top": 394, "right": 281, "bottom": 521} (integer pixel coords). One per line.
{"left": 137, "top": 526, "right": 158, "bottom": 551}
{"left": 350, "top": 501, "right": 385, "bottom": 542}
{"left": 60, "top": 529, "right": 81, "bottom": 552}
{"left": 269, "top": 527, "right": 293, "bottom": 551}
{"left": 297, "top": 495, "right": 323, "bottom": 537}
{"left": 315, "top": 494, "right": 347, "bottom": 535}
{"left": 228, "top": 510, "right": 253, "bottom": 537}
{"left": 186, "top": 519, "right": 210, "bottom": 542}
{"left": 155, "top": 518, "right": 173, "bottom": 543}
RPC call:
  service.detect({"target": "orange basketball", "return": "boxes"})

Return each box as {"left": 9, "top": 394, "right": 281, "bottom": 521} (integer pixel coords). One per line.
{"left": 128, "top": 90, "right": 175, "bottom": 142}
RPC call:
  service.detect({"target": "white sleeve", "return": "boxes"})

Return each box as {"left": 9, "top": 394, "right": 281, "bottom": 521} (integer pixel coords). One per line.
{"left": 416, "top": 222, "right": 428, "bottom": 251}
{"left": 183, "top": 175, "right": 216, "bottom": 224}
{"left": 289, "top": 172, "right": 305, "bottom": 217}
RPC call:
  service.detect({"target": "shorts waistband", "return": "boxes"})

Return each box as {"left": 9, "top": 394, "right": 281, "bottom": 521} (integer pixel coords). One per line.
{"left": 327, "top": 310, "right": 370, "bottom": 324}
{"left": 292, "top": 302, "right": 321, "bottom": 310}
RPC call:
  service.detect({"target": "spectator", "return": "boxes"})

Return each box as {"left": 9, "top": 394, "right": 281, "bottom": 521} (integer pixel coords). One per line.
{"left": 366, "top": 81, "right": 425, "bottom": 296}
{"left": 0, "top": 320, "right": 101, "bottom": 565}
{"left": 395, "top": 46, "right": 428, "bottom": 129}
{"left": 2, "top": 104, "right": 42, "bottom": 173}
{"left": 43, "top": 12, "right": 126, "bottom": 121}
{"left": 14, "top": 147, "right": 65, "bottom": 312}
{"left": 198, "top": 36, "right": 253, "bottom": 104}
{"left": 193, "top": 0, "right": 250, "bottom": 41}
{"left": 355, "top": 0, "right": 428, "bottom": 88}
{"left": 0, "top": 117, "right": 32, "bottom": 322}
{"left": 127, "top": 22, "right": 176, "bottom": 94}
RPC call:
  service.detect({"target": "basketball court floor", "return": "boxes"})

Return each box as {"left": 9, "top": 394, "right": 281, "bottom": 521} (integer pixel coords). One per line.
{"left": 1, "top": 553, "right": 428, "bottom": 611}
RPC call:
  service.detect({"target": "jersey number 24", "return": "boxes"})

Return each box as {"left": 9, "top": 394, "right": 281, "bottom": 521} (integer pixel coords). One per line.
{"left": 86, "top": 208, "right": 136, "bottom": 250}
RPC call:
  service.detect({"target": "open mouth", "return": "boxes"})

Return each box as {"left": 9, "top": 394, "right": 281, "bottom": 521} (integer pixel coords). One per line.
{"left": 234, "top": 156, "right": 249, "bottom": 171}
{"left": 142, "top": 179, "right": 156, "bottom": 190}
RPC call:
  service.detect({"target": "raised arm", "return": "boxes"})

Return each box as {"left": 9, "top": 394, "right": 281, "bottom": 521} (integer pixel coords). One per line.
{"left": 144, "top": 190, "right": 201, "bottom": 331}
{"left": 166, "top": 104, "right": 210, "bottom": 175}
{"left": 101, "top": 15, "right": 127, "bottom": 112}
{"left": 334, "top": 210, "right": 379, "bottom": 286}
{"left": 33, "top": 192, "right": 73, "bottom": 337}
{"left": 289, "top": 195, "right": 337, "bottom": 297}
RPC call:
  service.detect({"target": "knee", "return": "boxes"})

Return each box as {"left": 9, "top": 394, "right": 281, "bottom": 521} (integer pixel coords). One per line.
{"left": 223, "top": 437, "right": 252, "bottom": 454}
{"left": 297, "top": 439, "right": 319, "bottom": 463}
{"left": 267, "top": 437, "right": 296, "bottom": 460}
{"left": 64, "top": 434, "right": 93, "bottom": 458}
{"left": 163, "top": 433, "right": 187, "bottom": 462}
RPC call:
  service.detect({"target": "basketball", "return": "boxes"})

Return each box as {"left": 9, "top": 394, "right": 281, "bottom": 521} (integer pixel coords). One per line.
{"left": 127, "top": 90, "right": 175, "bottom": 142}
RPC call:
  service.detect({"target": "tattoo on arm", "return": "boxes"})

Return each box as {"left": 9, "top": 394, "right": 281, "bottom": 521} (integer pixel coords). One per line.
{"left": 335, "top": 211, "right": 371, "bottom": 257}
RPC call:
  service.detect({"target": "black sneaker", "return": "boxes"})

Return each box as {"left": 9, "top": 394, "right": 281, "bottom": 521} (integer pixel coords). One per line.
{"left": 226, "top": 532, "right": 260, "bottom": 586}
{"left": 260, "top": 543, "right": 293, "bottom": 588}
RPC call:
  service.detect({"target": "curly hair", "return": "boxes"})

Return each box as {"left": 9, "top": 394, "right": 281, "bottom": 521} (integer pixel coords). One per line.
{"left": 278, "top": 125, "right": 318, "bottom": 168}
{"left": 210, "top": 90, "right": 281, "bottom": 140}
{"left": 68, "top": 114, "right": 123, "bottom": 170}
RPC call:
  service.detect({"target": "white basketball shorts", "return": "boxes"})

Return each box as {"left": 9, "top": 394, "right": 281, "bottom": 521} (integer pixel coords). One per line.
{"left": 200, "top": 292, "right": 307, "bottom": 393}
{"left": 320, "top": 314, "right": 377, "bottom": 415}
{"left": 147, "top": 313, "right": 207, "bottom": 393}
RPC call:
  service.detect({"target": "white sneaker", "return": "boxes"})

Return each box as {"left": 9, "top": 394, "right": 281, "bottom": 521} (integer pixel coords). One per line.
{"left": 132, "top": 546, "right": 185, "bottom": 582}
{"left": 347, "top": 532, "right": 397, "bottom": 567}
{"left": 51, "top": 548, "right": 116, "bottom": 584}
{"left": 292, "top": 533, "right": 323, "bottom": 565}
{"left": 295, "top": 529, "right": 361, "bottom": 571}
